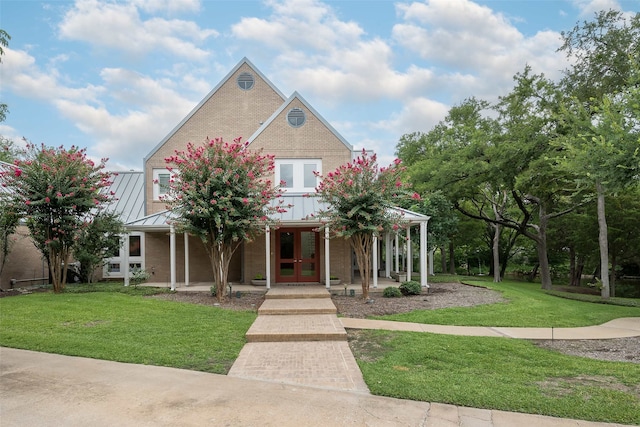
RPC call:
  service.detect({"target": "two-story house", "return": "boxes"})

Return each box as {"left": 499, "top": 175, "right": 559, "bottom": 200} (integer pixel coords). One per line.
{"left": 116, "top": 58, "right": 429, "bottom": 290}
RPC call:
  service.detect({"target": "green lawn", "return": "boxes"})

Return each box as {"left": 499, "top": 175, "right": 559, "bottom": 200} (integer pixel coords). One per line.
{"left": 349, "top": 329, "right": 640, "bottom": 425}
{"left": 2, "top": 281, "right": 639, "bottom": 424}
{"left": 0, "top": 290, "right": 256, "bottom": 374}
{"left": 378, "top": 278, "right": 640, "bottom": 327}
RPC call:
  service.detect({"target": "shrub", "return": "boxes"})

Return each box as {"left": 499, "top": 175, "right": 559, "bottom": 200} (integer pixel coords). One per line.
{"left": 383, "top": 287, "right": 402, "bottom": 298}
{"left": 399, "top": 280, "right": 422, "bottom": 296}
{"left": 210, "top": 286, "right": 217, "bottom": 297}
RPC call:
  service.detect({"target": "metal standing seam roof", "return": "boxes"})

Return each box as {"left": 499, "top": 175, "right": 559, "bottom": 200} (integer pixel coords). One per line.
{"left": 102, "top": 171, "right": 145, "bottom": 223}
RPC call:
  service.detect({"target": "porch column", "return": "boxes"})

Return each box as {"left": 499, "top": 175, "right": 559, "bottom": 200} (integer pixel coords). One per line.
{"left": 420, "top": 221, "right": 428, "bottom": 288}
{"left": 372, "top": 235, "right": 378, "bottom": 289}
{"left": 394, "top": 233, "right": 399, "bottom": 274}
{"left": 406, "top": 226, "right": 412, "bottom": 280}
{"left": 324, "top": 227, "right": 330, "bottom": 289}
{"left": 385, "top": 233, "right": 392, "bottom": 278}
{"left": 184, "top": 233, "right": 190, "bottom": 287}
{"left": 123, "top": 234, "right": 130, "bottom": 286}
{"left": 265, "top": 225, "right": 271, "bottom": 289}
{"left": 170, "top": 224, "right": 176, "bottom": 291}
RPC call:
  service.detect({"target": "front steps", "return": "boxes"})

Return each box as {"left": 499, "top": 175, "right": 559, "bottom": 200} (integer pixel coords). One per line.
{"left": 247, "top": 287, "right": 345, "bottom": 342}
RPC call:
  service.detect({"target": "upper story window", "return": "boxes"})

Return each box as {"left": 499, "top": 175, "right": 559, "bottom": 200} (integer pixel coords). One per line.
{"left": 237, "top": 72, "right": 254, "bottom": 90}
{"left": 276, "top": 159, "right": 321, "bottom": 193}
{"left": 153, "top": 169, "right": 175, "bottom": 200}
{"left": 287, "top": 108, "right": 306, "bottom": 127}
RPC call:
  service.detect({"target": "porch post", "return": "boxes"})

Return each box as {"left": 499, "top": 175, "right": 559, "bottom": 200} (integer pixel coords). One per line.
{"left": 406, "top": 226, "right": 412, "bottom": 280}
{"left": 184, "top": 233, "right": 190, "bottom": 287}
{"left": 372, "top": 235, "right": 378, "bottom": 289}
{"left": 123, "top": 234, "right": 130, "bottom": 286}
{"left": 420, "top": 221, "right": 428, "bottom": 288}
{"left": 170, "top": 224, "right": 176, "bottom": 291}
{"left": 325, "top": 227, "right": 330, "bottom": 289}
{"left": 394, "top": 233, "right": 399, "bottom": 274}
{"left": 265, "top": 225, "right": 271, "bottom": 289}
{"left": 385, "top": 233, "right": 391, "bottom": 278}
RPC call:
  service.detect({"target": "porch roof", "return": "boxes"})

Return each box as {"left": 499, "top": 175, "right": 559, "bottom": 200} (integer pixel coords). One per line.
{"left": 125, "top": 194, "right": 428, "bottom": 231}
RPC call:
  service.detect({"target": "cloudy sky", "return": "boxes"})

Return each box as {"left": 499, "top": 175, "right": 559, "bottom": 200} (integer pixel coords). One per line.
{"left": 1, "top": 0, "right": 636, "bottom": 170}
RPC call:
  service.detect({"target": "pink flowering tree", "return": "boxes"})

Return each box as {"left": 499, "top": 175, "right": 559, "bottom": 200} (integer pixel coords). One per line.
{"left": 0, "top": 143, "right": 114, "bottom": 292}
{"left": 162, "top": 137, "right": 286, "bottom": 302}
{"left": 313, "top": 150, "right": 420, "bottom": 300}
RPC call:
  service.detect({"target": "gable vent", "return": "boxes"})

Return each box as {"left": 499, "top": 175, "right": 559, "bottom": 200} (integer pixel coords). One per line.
{"left": 287, "top": 108, "right": 306, "bottom": 127}
{"left": 237, "top": 72, "right": 254, "bottom": 90}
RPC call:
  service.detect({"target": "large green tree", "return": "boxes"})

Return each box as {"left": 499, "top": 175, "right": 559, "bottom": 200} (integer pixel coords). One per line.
{"left": 0, "top": 143, "right": 114, "bottom": 292}
{"left": 0, "top": 29, "right": 10, "bottom": 123}
{"left": 556, "top": 10, "right": 640, "bottom": 298}
{"left": 163, "top": 137, "right": 285, "bottom": 302}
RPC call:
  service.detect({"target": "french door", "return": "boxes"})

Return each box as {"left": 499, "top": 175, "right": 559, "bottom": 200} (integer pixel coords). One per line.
{"left": 276, "top": 228, "right": 319, "bottom": 282}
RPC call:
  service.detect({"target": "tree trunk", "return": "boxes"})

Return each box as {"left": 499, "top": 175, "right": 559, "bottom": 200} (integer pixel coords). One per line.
{"left": 440, "top": 246, "right": 446, "bottom": 274}
{"left": 569, "top": 246, "right": 577, "bottom": 286}
{"left": 449, "top": 241, "right": 456, "bottom": 274}
{"left": 596, "top": 182, "right": 610, "bottom": 299}
{"left": 492, "top": 223, "right": 501, "bottom": 282}
{"left": 351, "top": 233, "right": 373, "bottom": 300}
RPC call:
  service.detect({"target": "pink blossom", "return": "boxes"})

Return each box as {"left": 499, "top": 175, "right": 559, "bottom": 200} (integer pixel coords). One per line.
{"left": 412, "top": 192, "right": 421, "bottom": 200}
{"left": 14, "top": 168, "right": 22, "bottom": 177}
{"left": 45, "top": 197, "right": 50, "bottom": 203}
{"left": 25, "top": 200, "right": 31, "bottom": 206}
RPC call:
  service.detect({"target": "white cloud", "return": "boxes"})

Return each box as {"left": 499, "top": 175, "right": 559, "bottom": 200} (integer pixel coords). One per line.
{"left": 59, "top": 0, "right": 218, "bottom": 60}
{"left": 572, "top": 0, "right": 621, "bottom": 17}
{"left": 131, "top": 0, "right": 201, "bottom": 14}
{"left": 2, "top": 48, "right": 104, "bottom": 103}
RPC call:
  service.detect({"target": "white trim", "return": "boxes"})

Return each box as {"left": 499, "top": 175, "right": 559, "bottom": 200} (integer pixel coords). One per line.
{"left": 105, "top": 232, "right": 145, "bottom": 280}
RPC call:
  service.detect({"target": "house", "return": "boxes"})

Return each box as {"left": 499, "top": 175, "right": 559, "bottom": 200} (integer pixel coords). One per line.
{"left": 118, "top": 58, "right": 429, "bottom": 290}
{"left": 0, "top": 58, "right": 430, "bottom": 290}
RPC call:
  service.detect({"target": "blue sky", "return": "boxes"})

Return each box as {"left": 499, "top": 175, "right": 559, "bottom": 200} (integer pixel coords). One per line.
{"left": 1, "top": 0, "right": 638, "bottom": 170}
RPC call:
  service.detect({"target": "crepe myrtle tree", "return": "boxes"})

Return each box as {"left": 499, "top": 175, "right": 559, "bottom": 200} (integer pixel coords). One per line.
{"left": 312, "top": 150, "right": 420, "bottom": 300}
{"left": 0, "top": 143, "right": 114, "bottom": 292}
{"left": 162, "top": 137, "right": 287, "bottom": 302}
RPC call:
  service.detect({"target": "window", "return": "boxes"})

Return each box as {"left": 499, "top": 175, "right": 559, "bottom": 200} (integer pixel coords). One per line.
{"left": 153, "top": 169, "right": 174, "bottom": 200}
{"left": 237, "top": 72, "right": 254, "bottom": 90}
{"left": 104, "top": 233, "right": 145, "bottom": 278}
{"left": 287, "top": 108, "right": 306, "bottom": 127}
{"left": 276, "top": 159, "right": 321, "bottom": 192}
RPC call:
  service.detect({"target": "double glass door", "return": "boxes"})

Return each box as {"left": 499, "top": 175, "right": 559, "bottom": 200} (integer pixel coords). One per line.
{"left": 276, "top": 228, "right": 319, "bottom": 282}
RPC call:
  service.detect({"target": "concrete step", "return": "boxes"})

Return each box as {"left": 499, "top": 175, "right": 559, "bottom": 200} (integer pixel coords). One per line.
{"left": 265, "top": 287, "right": 330, "bottom": 300}
{"left": 246, "top": 315, "right": 347, "bottom": 342}
{"left": 258, "top": 298, "right": 337, "bottom": 315}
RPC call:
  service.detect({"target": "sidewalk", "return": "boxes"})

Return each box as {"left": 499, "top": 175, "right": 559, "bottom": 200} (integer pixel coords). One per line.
{"left": 340, "top": 317, "right": 640, "bottom": 339}
{"left": 1, "top": 347, "right": 632, "bottom": 427}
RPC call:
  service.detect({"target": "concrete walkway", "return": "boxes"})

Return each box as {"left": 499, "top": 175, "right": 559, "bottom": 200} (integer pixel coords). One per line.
{"left": 340, "top": 317, "right": 640, "bottom": 339}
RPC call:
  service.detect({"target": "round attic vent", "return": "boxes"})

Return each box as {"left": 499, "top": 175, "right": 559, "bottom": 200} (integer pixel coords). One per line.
{"left": 237, "top": 72, "right": 254, "bottom": 90}
{"left": 287, "top": 108, "right": 306, "bottom": 127}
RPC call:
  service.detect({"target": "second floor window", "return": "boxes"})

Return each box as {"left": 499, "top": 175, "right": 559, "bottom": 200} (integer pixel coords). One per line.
{"left": 276, "top": 159, "right": 321, "bottom": 193}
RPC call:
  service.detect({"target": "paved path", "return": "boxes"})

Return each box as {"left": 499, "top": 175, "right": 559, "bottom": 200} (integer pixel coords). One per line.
{"left": 1, "top": 347, "right": 633, "bottom": 426}
{"left": 340, "top": 317, "right": 640, "bottom": 339}
{"left": 228, "top": 287, "right": 370, "bottom": 392}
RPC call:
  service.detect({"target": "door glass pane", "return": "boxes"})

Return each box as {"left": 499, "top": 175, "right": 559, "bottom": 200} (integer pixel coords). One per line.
{"left": 300, "top": 262, "right": 315, "bottom": 277}
{"left": 280, "top": 164, "right": 293, "bottom": 188}
{"left": 279, "top": 263, "right": 295, "bottom": 277}
{"left": 300, "top": 231, "right": 315, "bottom": 259}
{"left": 280, "top": 232, "right": 294, "bottom": 259}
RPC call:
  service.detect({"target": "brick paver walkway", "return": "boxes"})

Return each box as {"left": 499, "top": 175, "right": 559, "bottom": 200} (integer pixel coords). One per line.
{"left": 228, "top": 287, "right": 370, "bottom": 392}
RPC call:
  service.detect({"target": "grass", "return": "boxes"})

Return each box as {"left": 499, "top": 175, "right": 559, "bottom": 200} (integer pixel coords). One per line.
{"left": 0, "top": 289, "right": 256, "bottom": 374}
{"left": 349, "top": 329, "right": 640, "bottom": 425}
{"left": 378, "top": 277, "right": 640, "bottom": 327}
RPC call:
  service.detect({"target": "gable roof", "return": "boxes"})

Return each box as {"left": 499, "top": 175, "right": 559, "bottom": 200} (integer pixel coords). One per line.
{"left": 247, "top": 91, "right": 353, "bottom": 152}
{"left": 144, "top": 57, "right": 287, "bottom": 163}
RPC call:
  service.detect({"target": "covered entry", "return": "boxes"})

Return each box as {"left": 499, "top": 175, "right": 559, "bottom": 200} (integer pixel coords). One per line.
{"left": 276, "top": 228, "right": 319, "bottom": 282}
